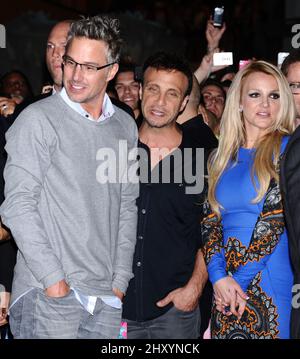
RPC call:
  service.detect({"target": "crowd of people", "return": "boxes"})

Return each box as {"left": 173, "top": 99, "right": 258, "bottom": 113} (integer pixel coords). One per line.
{"left": 0, "top": 12, "right": 300, "bottom": 340}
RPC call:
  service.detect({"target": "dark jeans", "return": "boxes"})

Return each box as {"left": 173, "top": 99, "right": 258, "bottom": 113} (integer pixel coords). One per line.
{"left": 0, "top": 321, "right": 13, "bottom": 339}
{"left": 125, "top": 305, "right": 201, "bottom": 339}
{"left": 9, "top": 288, "right": 122, "bottom": 339}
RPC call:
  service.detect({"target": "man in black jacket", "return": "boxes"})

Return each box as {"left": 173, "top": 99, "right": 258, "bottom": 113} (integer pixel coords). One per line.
{"left": 279, "top": 50, "right": 300, "bottom": 339}
{"left": 280, "top": 129, "right": 300, "bottom": 339}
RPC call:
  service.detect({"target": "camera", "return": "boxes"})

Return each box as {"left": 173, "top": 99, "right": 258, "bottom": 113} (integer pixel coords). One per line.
{"left": 213, "top": 6, "right": 224, "bottom": 27}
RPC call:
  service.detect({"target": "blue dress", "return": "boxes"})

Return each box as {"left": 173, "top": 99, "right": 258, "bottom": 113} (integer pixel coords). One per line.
{"left": 203, "top": 137, "right": 293, "bottom": 339}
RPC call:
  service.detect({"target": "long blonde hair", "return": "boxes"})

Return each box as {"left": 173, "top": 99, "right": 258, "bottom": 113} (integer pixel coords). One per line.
{"left": 208, "top": 60, "right": 295, "bottom": 217}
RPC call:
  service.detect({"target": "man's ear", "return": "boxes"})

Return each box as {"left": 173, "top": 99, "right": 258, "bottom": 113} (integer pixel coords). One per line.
{"left": 107, "top": 63, "right": 119, "bottom": 82}
{"left": 179, "top": 95, "right": 189, "bottom": 112}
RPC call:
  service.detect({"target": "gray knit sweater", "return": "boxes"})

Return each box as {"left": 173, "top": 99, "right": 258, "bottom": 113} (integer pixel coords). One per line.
{"left": 0, "top": 93, "right": 139, "bottom": 304}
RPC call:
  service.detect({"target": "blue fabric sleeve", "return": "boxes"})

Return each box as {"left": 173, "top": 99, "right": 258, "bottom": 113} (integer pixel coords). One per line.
{"left": 207, "top": 249, "right": 228, "bottom": 285}
{"left": 233, "top": 179, "right": 285, "bottom": 292}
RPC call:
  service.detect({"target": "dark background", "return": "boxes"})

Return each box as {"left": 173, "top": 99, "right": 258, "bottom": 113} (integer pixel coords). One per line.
{"left": 0, "top": 0, "right": 299, "bottom": 94}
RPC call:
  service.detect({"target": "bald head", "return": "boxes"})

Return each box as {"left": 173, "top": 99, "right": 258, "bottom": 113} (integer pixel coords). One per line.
{"left": 46, "top": 20, "right": 72, "bottom": 91}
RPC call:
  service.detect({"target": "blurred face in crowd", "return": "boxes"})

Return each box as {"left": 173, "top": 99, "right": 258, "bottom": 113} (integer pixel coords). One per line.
{"left": 201, "top": 84, "right": 225, "bottom": 120}
{"left": 63, "top": 37, "right": 118, "bottom": 118}
{"left": 285, "top": 61, "right": 300, "bottom": 120}
{"left": 240, "top": 72, "right": 280, "bottom": 140}
{"left": 1, "top": 72, "right": 31, "bottom": 102}
{"left": 141, "top": 67, "right": 189, "bottom": 128}
{"left": 46, "top": 21, "right": 70, "bottom": 91}
{"left": 115, "top": 71, "right": 140, "bottom": 116}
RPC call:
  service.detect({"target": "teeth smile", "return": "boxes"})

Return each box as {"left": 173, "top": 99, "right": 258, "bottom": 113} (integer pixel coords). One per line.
{"left": 72, "top": 85, "right": 84, "bottom": 89}
{"left": 152, "top": 110, "right": 164, "bottom": 116}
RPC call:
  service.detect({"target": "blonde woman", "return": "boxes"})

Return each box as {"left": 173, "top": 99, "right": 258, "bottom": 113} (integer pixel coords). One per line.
{"left": 202, "top": 60, "right": 295, "bottom": 339}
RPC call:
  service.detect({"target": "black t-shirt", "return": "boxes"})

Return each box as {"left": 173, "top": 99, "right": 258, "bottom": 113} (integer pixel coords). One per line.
{"left": 110, "top": 96, "right": 135, "bottom": 118}
{"left": 181, "top": 114, "right": 218, "bottom": 150}
{"left": 123, "top": 125, "right": 213, "bottom": 321}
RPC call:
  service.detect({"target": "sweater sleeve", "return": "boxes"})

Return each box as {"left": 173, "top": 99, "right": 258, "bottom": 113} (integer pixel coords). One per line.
{"left": 201, "top": 200, "right": 227, "bottom": 285}
{"left": 112, "top": 122, "right": 139, "bottom": 294}
{"left": 232, "top": 179, "right": 285, "bottom": 292}
{"left": 0, "top": 106, "right": 65, "bottom": 289}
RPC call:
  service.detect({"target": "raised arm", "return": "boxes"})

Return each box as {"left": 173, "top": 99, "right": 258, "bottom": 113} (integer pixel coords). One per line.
{"left": 206, "top": 19, "right": 226, "bottom": 54}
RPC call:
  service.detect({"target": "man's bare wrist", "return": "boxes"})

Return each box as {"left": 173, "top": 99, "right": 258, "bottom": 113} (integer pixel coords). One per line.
{"left": 207, "top": 45, "right": 217, "bottom": 53}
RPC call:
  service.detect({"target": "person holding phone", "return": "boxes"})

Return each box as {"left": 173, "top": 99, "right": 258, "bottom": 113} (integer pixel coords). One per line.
{"left": 193, "top": 13, "right": 226, "bottom": 86}
{"left": 202, "top": 60, "right": 295, "bottom": 339}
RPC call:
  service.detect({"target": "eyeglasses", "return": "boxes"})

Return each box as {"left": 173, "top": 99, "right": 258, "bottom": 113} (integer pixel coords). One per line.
{"left": 202, "top": 93, "right": 225, "bottom": 105}
{"left": 289, "top": 82, "right": 300, "bottom": 94}
{"left": 62, "top": 55, "right": 117, "bottom": 74}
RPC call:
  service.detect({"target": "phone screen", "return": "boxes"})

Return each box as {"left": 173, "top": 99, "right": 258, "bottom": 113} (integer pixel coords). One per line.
{"left": 213, "top": 7, "right": 224, "bottom": 27}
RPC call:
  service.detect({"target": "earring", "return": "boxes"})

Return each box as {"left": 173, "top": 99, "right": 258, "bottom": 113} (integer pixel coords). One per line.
{"left": 239, "top": 106, "right": 243, "bottom": 112}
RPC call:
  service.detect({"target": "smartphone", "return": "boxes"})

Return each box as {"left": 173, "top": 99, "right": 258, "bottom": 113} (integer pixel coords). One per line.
{"left": 213, "top": 52, "right": 233, "bottom": 66}
{"left": 239, "top": 59, "right": 252, "bottom": 70}
{"left": 277, "top": 52, "right": 289, "bottom": 69}
{"left": 213, "top": 6, "right": 224, "bottom": 27}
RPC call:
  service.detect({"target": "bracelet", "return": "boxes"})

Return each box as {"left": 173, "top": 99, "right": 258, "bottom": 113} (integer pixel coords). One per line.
{"left": 207, "top": 46, "right": 215, "bottom": 52}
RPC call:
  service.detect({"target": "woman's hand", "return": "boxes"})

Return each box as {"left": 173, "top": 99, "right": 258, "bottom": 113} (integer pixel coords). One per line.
{"left": 213, "top": 276, "right": 248, "bottom": 317}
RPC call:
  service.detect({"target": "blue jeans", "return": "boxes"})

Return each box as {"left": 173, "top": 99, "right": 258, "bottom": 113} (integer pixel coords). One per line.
{"left": 125, "top": 305, "right": 201, "bottom": 339}
{"left": 9, "top": 288, "right": 122, "bottom": 339}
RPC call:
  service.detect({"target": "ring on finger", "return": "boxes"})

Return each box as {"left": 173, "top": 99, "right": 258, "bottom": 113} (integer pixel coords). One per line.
{"left": 224, "top": 305, "right": 231, "bottom": 313}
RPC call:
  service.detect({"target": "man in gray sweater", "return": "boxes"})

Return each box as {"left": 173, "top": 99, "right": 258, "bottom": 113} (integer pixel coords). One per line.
{"left": 0, "top": 15, "right": 139, "bottom": 339}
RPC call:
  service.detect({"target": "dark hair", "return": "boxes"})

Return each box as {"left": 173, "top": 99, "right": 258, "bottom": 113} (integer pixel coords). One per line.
{"left": 118, "top": 62, "right": 136, "bottom": 74}
{"left": 117, "top": 62, "right": 142, "bottom": 82}
{"left": 66, "top": 15, "right": 123, "bottom": 63}
{"left": 200, "top": 78, "right": 226, "bottom": 100}
{"left": 221, "top": 79, "right": 232, "bottom": 88}
{"left": 281, "top": 49, "right": 300, "bottom": 77}
{"left": 142, "top": 51, "right": 193, "bottom": 96}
